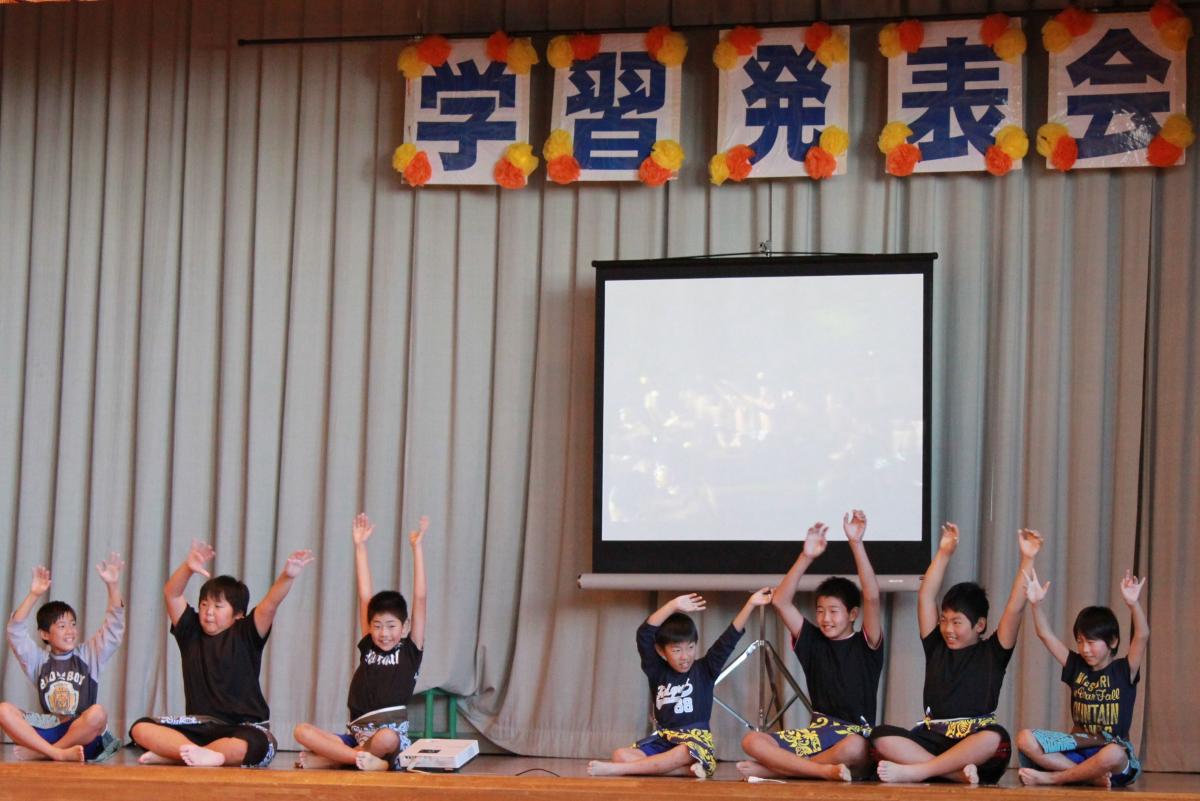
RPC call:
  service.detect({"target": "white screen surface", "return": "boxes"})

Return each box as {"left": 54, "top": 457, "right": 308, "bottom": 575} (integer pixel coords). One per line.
{"left": 601, "top": 272, "right": 925, "bottom": 542}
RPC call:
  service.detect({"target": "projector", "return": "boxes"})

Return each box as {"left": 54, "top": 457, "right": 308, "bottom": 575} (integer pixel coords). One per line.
{"left": 398, "top": 738, "right": 480, "bottom": 771}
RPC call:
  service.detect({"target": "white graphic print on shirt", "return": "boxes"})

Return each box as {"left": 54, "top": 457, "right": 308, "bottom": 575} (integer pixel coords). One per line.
{"left": 656, "top": 679, "right": 694, "bottom": 715}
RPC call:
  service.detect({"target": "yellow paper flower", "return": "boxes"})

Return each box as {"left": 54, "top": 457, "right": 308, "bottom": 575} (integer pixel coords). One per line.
{"left": 1036, "top": 123, "right": 1069, "bottom": 157}
{"left": 713, "top": 40, "right": 739, "bottom": 70}
{"left": 1042, "top": 19, "right": 1072, "bottom": 53}
{"left": 543, "top": 129, "right": 573, "bottom": 160}
{"left": 506, "top": 38, "right": 539, "bottom": 74}
{"left": 657, "top": 31, "right": 688, "bottom": 67}
{"left": 709, "top": 153, "right": 731, "bottom": 185}
{"left": 392, "top": 143, "right": 418, "bottom": 171}
{"left": 505, "top": 142, "right": 539, "bottom": 176}
{"left": 995, "top": 126, "right": 1029, "bottom": 160}
{"left": 1161, "top": 114, "right": 1195, "bottom": 148}
{"left": 878, "top": 23, "right": 902, "bottom": 58}
{"left": 878, "top": 121, "right": 913, "bottom": 154}
{"left": 547, "top": 35, "right": 574, "bottom": 69}
{"left": 994, "top": 28, "right": 1027, "bottom": 61}
{"left": 1160, "top": 16, "right": 1193, "bottom": 51}
{"left": 397, "top": 46, "right": 425, "bottom": 79}
{"left": 819, "top": 126, "right": 849, "bottom": 157}
{"left": 815, "top": 34, "right": 848, "bottom": 68}
{"left": 650, "top": 139, "right": 685, "bottom": 172}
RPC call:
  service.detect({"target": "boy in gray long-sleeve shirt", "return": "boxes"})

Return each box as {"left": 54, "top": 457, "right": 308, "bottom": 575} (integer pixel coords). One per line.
{"left": 1, "top": 556, "right": 125, "bottom": 762}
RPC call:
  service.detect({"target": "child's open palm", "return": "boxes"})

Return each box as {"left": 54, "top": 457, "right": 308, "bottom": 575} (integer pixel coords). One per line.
{"left": 30, "top": 565, "right": 51, "bottom": 596}
{"left": 187, "top": 540, "right": 214, "bottom": 578}
{"left": 1023, "top": 567, "right": 1050, "bottom": 605}
{"left": 409, "top": 515, "right": 430, "bottom": 547}
{"left": 1120, "top": 569, "right": 1146, "bottom": 605}
{"left": 804, "top": 523, "right": 829, "bottom": 559}
{"left": 352, "top": 513, "right": 375, "bottom": 545}
{"left": 284, "top": 549, "right": 315, "bottom": 578}
{"left": 748, "top": 587, "right": 773, "bottom": 606}
{"left": 939, "top": 523, "right": 959, "bottom": 554}
{"left": 843, "top": 510, "right": 867, "bottom": 543}
{"left": 1018, "top": 528, "right": 1044, "bottom": 560}
{"left": 96, "top": 552, "right": 124, "bottom": 585}
{"left": 672, "top": 593, "right": 706, "bottom": 613}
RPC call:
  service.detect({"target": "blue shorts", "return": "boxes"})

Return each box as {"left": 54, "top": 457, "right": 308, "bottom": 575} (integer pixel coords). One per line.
{"left": 1024, "top": 729, "right": 1140, "bottom": 787}
{"left": 633, "top": 727, "right": 717, "bottom": 778}
{"left": 770, "top": 713, "right": 871, "bottom": 757}
{"left": 338, "top": 719, "right": 411, "bottom": 771}
{"left": 27, "top": 714, "right": 113, "bottom": 761}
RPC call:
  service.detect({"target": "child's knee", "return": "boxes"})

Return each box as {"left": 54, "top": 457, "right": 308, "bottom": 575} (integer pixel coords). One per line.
{"left": 293, "top": 722, "right": 316, "bottom": 743}
{"left": 841, "top": 734, "right": 869, "bottom": 761}
{"left": 0, "top": 701, "right": 20, "bottom": 720}
{"left": 80, "top": 704, "right": 107, "bottom": 729}
{"left": 741, "top": 731, "right": 773, "bottom": 754}
{"left": 1098, "top": 744, "right": 1127, "bottom": 771}
{"left": 369, "top": 728, "right": 400, "bottom": 755}
{"left": 129, "top": 720, "right": 159, "bottom": 746}
{"left": 612, "top": 747, "right": 643, "bottom": 763}
{"left": 1015, "top": 729, "right": 1042, "bottom": 756}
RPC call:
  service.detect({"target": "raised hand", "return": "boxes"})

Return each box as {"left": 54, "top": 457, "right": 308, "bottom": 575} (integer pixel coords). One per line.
{"left": 672, "top": 593, "right": 706, "bottom": 613}
{"left": 30, "top": 565, "right": 52, "bottom": 596}
{"left": 1023, "top": 567, "right": 1050, "bottom": 605}
{"left": 1120, "top": 569, "right": 1147, "bottom": 606}
{"left": 1018, "top": 528, "right": 1044, "bottom": 560}
{"left": 843, "top": 510, "right": 867, "bottom": 543}
{"left": 409, "top": 515, "right": 430, "bottom": 547}
{"left": 187, "top": 541, "right": 215, "bottom": 578}
{"left": 96, "top": 552, "right": 125, "bottom": 585}
{"left": 351, "top": 513, "right": 375, "bottom": 546}
{"left": 803, "top": 522, "right": 829, "bottom": 559}
{"left": 283, "top": 549, "right": 316, "bottom": 578}
{"left": 748, "top": 587, "right": 773, "bottom": 606}
{"left": 938, "top": 522, "right": 959, "bottom": 554}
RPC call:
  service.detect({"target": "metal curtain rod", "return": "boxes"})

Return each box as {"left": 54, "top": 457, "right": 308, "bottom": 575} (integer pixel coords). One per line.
{"left": 237, "top": 2, "right": 1196, "bottom": 48}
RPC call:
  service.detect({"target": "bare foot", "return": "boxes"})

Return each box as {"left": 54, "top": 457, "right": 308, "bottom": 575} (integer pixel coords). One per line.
{"left": 828, "top": 763, "right": 852, "bottom": 782}
{"left": 877, "top": 760, "right": 926, "bottom": 783}
{"left": 1092, "top": 772, "right": 1112, "bottom": 788}
{"left": 588, "top": 760, "right": 621, "bottom": 776}
{"left": 355, "top": 751, "right": 389, "bottom": 771}
{"left": 735, "top": 760, "right": 776, "bottom": 779}
{"left": 1019, "top": 767, "right": 1057, "bottom": 786}
{"left": 138, "top": 750, "right": 179, "bottom": 765}
{"left": 13, "top": 746, "right": 49, "bottom": 761}
{"left": 179, "top": 744, "right": 226, "bottom": 767}
{"left": 50, "top": 745, "right": 85, "bottom": 763}
{"left": 297, "top": 750, "right": 340, "bottom": 769}
{"left": 959, "top": 764, "right": 980, "bottom": 785}
{"left": 690, "top": 761, "right": 707, "bottom": 780}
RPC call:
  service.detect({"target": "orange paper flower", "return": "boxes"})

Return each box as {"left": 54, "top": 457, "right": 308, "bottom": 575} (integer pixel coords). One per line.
{"left": 985, "top": 145, "right": 1014, "bottom": 176}
{"left": 980, "top": 13, "right": 1010, "bottom": 46}
{"left": 403, "top": 151, "right": 432, "bottom": 186}
{"left": 638, "top": 156, "right": 673, "bottom": 186}
{"left": 805, "top": 21, "right": 833, "bottom": 53}
{"left": 417, "top": 35, "right": 451, "bottom": 67}
{"left": 805, "top": 146, "right": 836, "bottom": 179}
{"left": 1055, "top": 7, "right": 1094, "bottom": 37}
{"left": 1146, "top": 135, "right": 1183, "bottom": 167}
{"left": 494, "top": 158, "right": 527, "bottom": 189}
{"left": 886, "top": 143, "right": 922, "bottom": 176}
{"left": 572, "top": 34, "right": 601, "bottom": 61}
{"left": 728, "top": 25, "right": 763, "bottom": 55}
{"left": 486, "top": 31, "right": 511, "bottom": 62}
{"left": 727, "top": 145, "right": 755, "bottom": 181}
{"left": 1150, "top": 0, "right": 1183, "bottom": 28}
{"left": 897, "top": 19, "right": 924, "bottom": 53}
{"left": 1050, "top": 136, "right": 1078, "bottom": 171}
{"left": 547, "top": 155, "right": 581, "bottom": 184}
{"left": 646, "top": 25, "right": 670, "bottom": 55}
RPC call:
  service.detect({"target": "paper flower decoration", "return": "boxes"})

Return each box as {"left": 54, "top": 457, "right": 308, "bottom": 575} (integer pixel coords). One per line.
{"left": 709, "top": 145, "right": 755, "bottom": 185}
{"left": 398, "top": 35, "right": 452, "bottom": 79}
{"left": 980, "top": 14, "right": 1027, "bottom": 61}
{"left": 1036, "top": 123, "right": 1077, "bottom": 171}
{"left": 494, "top": 142, "right": 539, "bottom": 189}
{"left": 547, "top": 33, "right": 601, "bottom": 69}
{"left": 879, "top": 19, "right": 923, "bottom": 57}
{"left": 1042, "top": 7, "right": 1095, "bottom": 53}
{"left": 646, "top": 26, "right": 687, "bottom": 67}
{"left": 639, "top": 139, "right": 684, "bottom": 186}
{"left": 984, "top": 126, "right": 1028, "bottom": 176}
{"left": 1149, "top": 0, "right": 1193, "bottom": 51}
{"left": 804, "top": 22, "right": 848, "bottom": 68}
{"left": 393, "top": 143, "right": 432, "bottom": 187}
{"left": 1146, "top": 114, "right": 1194, "bottom": 167}
{"left": 486, "top": 31, "right": 539, "bottom": 74}
{"left": 878, "top": 121, "right": 921, "bottom": 176}
{"left": 542, "top": 129, "right": 581, "bottom": 185}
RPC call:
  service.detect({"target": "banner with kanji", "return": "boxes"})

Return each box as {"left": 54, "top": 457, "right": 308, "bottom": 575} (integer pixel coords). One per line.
{"left": 712, "top": 25, "right": 851, "bottom": 180}
{"left": 400, "top": 37, "right": 532, "bottom": 185}
{"left": 548, "top": 32, "right": 683, "bottom": 182}
{"left": 884, "top": 18, "right": 1025, "bottom": 174}
{"left": 1045, "top": 10, "right": 1188, "bottom": 169}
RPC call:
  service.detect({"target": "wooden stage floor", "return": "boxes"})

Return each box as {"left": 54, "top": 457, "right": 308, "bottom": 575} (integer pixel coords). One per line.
{"left": 1, "top": 748, "right": 1198, "bottom": 801}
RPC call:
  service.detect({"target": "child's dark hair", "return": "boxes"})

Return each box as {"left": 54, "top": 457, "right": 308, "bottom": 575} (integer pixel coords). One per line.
{"left": 36, "top": 601, "right": 76, "bottom": 632}
{"left": 815, "top": 576, "right": 862, "bottom": 611}
{"left": 1073, "top": 606, "right": 1120, "bottom": 651}
{"left": 655, "top": 612, "right": 698, "bottom": 646}
{"left": 199, "top": 575, "right": 251, "bottom": 617}
{"left": 367, "top": 590, "right": 408, "bottom": 623}
{"left": 941, "top": 581, "right": 989, "bottom": 625}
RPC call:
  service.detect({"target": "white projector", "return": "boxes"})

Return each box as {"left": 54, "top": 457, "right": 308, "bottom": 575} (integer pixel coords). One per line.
{"left": 398, "top": 738, "right": 480, "bottom": 771}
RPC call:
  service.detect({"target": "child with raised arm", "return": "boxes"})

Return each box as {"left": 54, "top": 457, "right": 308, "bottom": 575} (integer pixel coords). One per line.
{"left": 1016, "top": 567, "right": 1149, "bottom": 788}
{"left": 588, "top": 587, "right": 773, "bottom": 779}
{"left": 737, "top": 511, "right": 883, "bottom": 782}
{"left": 1, "top": 556, "right": 125, "bottom": 762}
{"left": 128, "top": 540, "right": 314, "bottom": 768}
{"left": 870, "top": 523, "right": 1042, "bottom": 785}
{"left": 294, "top": 513, "right": 428, "bottom": 771}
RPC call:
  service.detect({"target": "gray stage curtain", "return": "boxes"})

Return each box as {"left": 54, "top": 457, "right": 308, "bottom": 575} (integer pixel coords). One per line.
{"left": 0, "top": 0, "right": 1196, "bottom": 771}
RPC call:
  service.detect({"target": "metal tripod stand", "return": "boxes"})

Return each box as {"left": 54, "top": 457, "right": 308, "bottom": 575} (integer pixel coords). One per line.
{"left": 713, "top": 604, "right": 811, "bottom": 731}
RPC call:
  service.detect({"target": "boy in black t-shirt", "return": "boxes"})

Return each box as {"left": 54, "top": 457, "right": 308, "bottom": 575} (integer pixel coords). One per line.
{"left": 870, "top": 523, "right": 1042, "bottom": 784}
{"left": 129, "top": 540, "right": 314, "bottom": 767}
{"left": 737, "top": 511, "right": 884, "bottom": 782}
{"left": 587, "top": 588, "right": 773, "bottom": 778}
{"left": 1016, "top": 567, "right": 1148, "bottom": 787}
{"left": 294, "top": 513, "right": 428, "bottom": 771}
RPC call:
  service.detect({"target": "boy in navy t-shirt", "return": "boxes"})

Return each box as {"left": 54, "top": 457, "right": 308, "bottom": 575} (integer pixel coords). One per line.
{"left": 294, "top": 513, "right": 428, "bottom": 771}
{"left": 1017, "top": 567, "right": 1148, "bottom": 787}
{"left": 588, "top": 588, "right": 773, "bottom": 778}
{"left": 738, "top": 511, "right": 884, "bottom": 781}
